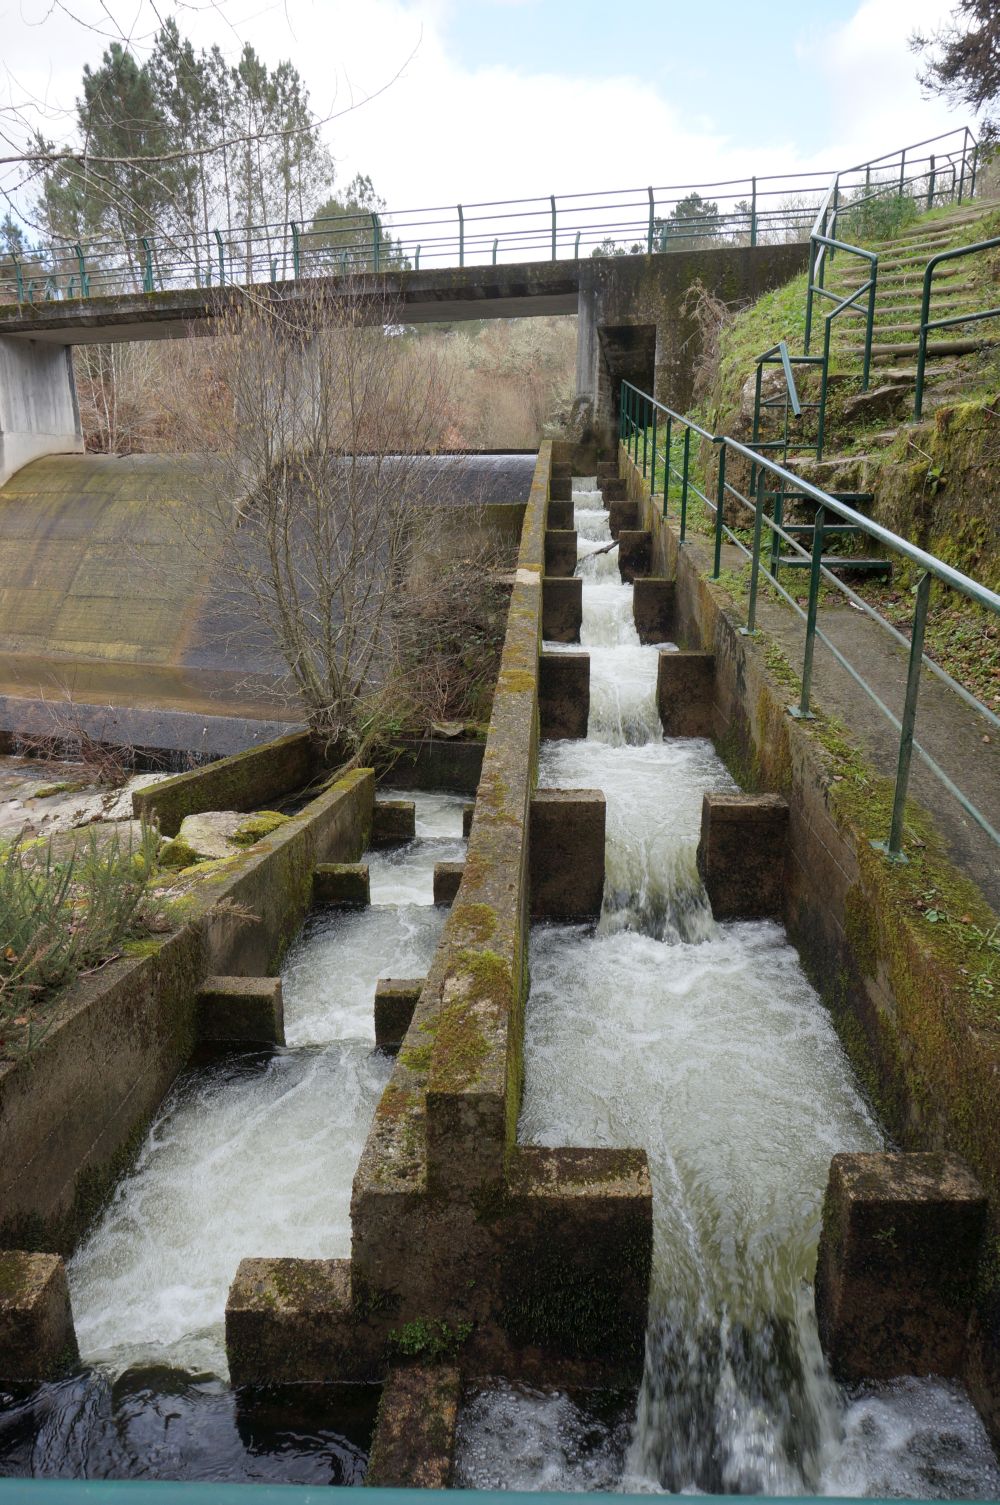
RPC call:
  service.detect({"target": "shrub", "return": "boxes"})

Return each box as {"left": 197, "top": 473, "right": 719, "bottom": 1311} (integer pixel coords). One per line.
{"left": 0, "top": 824, "right": 162, "bottom": 1045}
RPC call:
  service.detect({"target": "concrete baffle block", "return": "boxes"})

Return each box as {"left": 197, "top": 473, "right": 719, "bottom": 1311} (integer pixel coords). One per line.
{"left": 313, "top": 862, "right": 370, "bottom": 906}
{"left": 433, "top": 861, "right": 465, "bottom": 905}
{"left": 657, "top": 650, "right": 715, "bottom": 737}
{"left": 602, "top": 478, "right": 628, "bottom": 502}
{"left": 366, "top": 1365, "right": 461, "bottom": 1488}
{"left": 696, "top": 793, "right": 789, "bottom": 919}
{"left": 551, "top": 459, "right": 573, "bottom": 480}
{"left": 618, "top": 529, "right": 652, "bottom": 582}
{"left": 540, "top": 651, "right": 589, "bottom": 740}
{"left": 530, "top": 788, "right": 606, "bottom": 920}
{"left": 197, "top": 975, "right": 285, "bottom": 1045}
{"left": 608, "top": 498, "right": 639, "bottom": 537}
{"left": 549, "top": 474, "right": 572, "bottom": 501}
{"left": 543, "top": 577, "right": 583, "bottom": 643}
{"left": 596, "top": 460, "right": 619, "bottom": 481}
{"left": 547, "top": 499, "right": 574, "bottom": 530}
{"left": 372, "top": 799, "right": 416, "bottom": 847}
{"left": 545, "top": 529, "right": 578, "bottom": 578}
{"left": 375, "top": 978, "right": 424, "bottom": 1050}
{"left": 633, "top": 578, "right": 676, "bottom": 643}
{"left": 462, "top": 801, "right": 475, "bottom": 839}
{"left": 815, "top": 1152, "right": 987, "bottom": 1382}
{"left": 226, "top": 1257, "right": 387, "bottom": 1385}
{"left": 0, "top": 1251, "right": 79, "bottom": 1382}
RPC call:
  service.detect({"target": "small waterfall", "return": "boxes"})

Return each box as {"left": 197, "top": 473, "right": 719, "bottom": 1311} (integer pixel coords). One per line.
{"left": 457, "top": 480, "right": 1000, "bottom": 1497}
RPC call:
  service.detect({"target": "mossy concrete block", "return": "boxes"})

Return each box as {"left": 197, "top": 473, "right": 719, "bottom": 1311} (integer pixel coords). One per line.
{"left": 376, "top": 737, "right": 485, "bottom": 795}
{"left": 372, "top": 800, "right": 416, "bottom": 848}
{"left": 696, "top": 793, "right": 788, "bottom": 919}
{"left": 375, "top": 979, "right": 424, "bottom": 1051}
{"left": 657, "top": 650, "right": 715, "bottom": 737}
{"left": 542, "top": 577, "right": 582, "bottom": 643}
{"left": 530, "top": 789, "right": 605, "bottom": 920}
{"left": 546, "top": 499, "right": 574, "bottom": 530}
{"left": 433, "top": 862, "right": 465, "bottom": 906}
{"left": 314, "top": 862, "right": 370, "bottom": 906}
{"left": 499, "top": 1146, "right": 652, "bottom": 1385}
{"left": 608, "top": 497, "right": 638, "bottom": 536}
{"left": 602, "top": 477, "right": 628, "bottom": 502}
{"left": 196, "top": 975, "right": 285, "bottom": 1046}
{"left": 539, "top": 651, "right": 589, "bottom": 740}
{"left": 551, "top": 459, "right": 573, "bottom": 480}
{"left": 462, "top": 802, "right": 475, "bottom": 839}
{"left": 815, "top": 1152, "right": 987, "bottom": 1383}
{"left": 226, "top": 1257, "right": 388, "bottom": 1385}
{"left": 133, "top": 730, "right": 317, "bottom": 837}
{"left": 633, "top": 578, "right": 676, "bottom": 643}
{"left": 618, "top": 528, "right": 652, "bottom": 582}
{"left": 544, "top": 529, "right": 578, "bottom": 578}
{"left": 366, "top": 1365, "right": 460, "bottom": 1489}
{"left": 549, "top": 475, "right": 572, "bottom": 502}
{"left": 597, "top": 461, "right": 619, "bottom": 481}
{"left": 0, "top": 1251, "right": 79, "bottom": 1381}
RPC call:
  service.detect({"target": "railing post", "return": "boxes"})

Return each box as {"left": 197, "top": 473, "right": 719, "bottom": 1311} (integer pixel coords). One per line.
{"left": 927, "top": 154, "right": 936, "bottom": 211}
{"left": 73, "top": 243, "right": 88, "bottom": 298}
{"left": 804, "top": 237, "right": 817, "bottom": 354}
{"left": 458, "top": 205, "right": 464, "bottom": 268}
{"left": 914, "top": 258, "right": 936, "bottom": 419}
{"left": 680, "top": 425, "right": 690, "bottom": 542}
{"left": 793, "top": 506, "right": 825, "bottom": 719}
{"left": 750, "top": 176, "right": 757, "bottom": 247}
{"left": 214, "top": 229, "right": 225, "bottom": 287}
{"left": 574, "top": 230, "right": 581, "bottom": 259}
{"left": 647, "top": 187, "right": 655, "bottom": 254}
{"left": 971, "top": 143, "right": 979, "bottom": 198}
{"left": 958, "top": 130, "right": 967, "bottom": 203}
{"left": 899, "top": 146, "right": 907, "bottom": 195}
{"left": 551, "top": 195, "right": 557, "bottom": 261}
{"left": 291, "top": 220, "right": 301, "bottom": 279}
{"left": 415, "top": 245, "right": 421, "bottom": 270}
{"left": 663, "top": 415, "right": 672, "bottom": 514}
{"left": 712, "top": 444, "right": 726, "bottom": 579}
{"left": 270, "top": 256, "right": 278, "bottom": 284}
{"left": 372, "top": 213, "right": 381, "bottom": 273}
{"left": 492, "top": 238, "right": 498, "bottom": 266}
{"left": 13, "top": 255, "right": 23, "bottom": 304}
{"left": 744, "top": 470, "right": 767, "bottom": 635}
{"left": 650, "top": 407, "right": 658, "bottom": 497}
{"left": 642, "top": 399, "right": 649, "bottom": 478}
{"left": 862, "top": 260, "right": 878, "bottom": 393}
{"left": 865, "top": 164, "right": 871, "bottom": 196}
{"left": 141, "top": 236, "right": 153, "bottom": 294}
{"left": 878, "top": 570, "right": 931, "bottom": 861}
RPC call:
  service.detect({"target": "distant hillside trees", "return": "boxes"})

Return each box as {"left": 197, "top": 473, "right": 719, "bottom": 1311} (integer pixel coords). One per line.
{"left": 913, "top": 2, "right": 1000, "bottom": 150}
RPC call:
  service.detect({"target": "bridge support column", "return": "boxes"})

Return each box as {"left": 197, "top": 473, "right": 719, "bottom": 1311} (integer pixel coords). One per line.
{"left": 0, "top": 338, "right": 83, "bottom": 486}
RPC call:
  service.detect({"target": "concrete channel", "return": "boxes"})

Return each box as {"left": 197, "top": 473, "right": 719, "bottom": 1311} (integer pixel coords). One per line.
{"left": 0, "top": 444, "right": 998, "bottom": 1492}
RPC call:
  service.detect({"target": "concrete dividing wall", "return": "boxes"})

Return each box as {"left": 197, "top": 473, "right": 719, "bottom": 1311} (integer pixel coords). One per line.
{"left": 226, "top": 442, "right": 652, "bottom": 1395}
{"left": 0, "top": 338, "right": 82, "bottom": 487}
{"left": 620, "top": 445, "right": 1000, "bottom": 1448}
{"left": 0, "top": 767, "right": 372, "bottom": 1253}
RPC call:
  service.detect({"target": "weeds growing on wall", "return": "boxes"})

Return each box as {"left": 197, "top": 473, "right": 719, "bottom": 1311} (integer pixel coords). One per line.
{"left": 841, "top": 189, "right": 919, "bottom": 244}
{"left": 0, "top": 824, "right": 162, "bottom": 1048}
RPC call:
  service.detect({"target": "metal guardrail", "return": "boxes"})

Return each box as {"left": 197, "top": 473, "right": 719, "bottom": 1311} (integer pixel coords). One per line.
{"left": 1, "top": 129, "right": 977, "bottom": 307}
{"left": 620, "top": 380, "right": 1000, "bottom": 861}
{"left": 914, "top": 235, "right": 1000, "bottom": 417}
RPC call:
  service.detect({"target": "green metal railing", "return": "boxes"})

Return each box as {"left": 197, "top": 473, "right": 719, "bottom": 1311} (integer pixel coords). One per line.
{"left": 0, "top": 128, "right": 976, "bottom": 311}
{"left": 914, "top": 235, "right": 1000, "bottom": 417}
{"left": 620, "top": 379, "right": 1000, "bottom": 861}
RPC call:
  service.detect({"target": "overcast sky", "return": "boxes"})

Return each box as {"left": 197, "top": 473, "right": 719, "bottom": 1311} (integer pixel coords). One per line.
{"left": 0, "top": 0, "right": 971, "bottom": 218}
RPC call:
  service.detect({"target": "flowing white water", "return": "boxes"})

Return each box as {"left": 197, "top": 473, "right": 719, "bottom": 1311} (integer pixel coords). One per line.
{"left": 455, "top": 483, "right": 1000, "bottom": 1497}
{"left": 68, "top": 790, "right": 467, "bottom": 1380}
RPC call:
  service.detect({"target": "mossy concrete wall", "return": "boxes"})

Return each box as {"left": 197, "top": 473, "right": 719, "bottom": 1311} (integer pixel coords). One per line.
{"left": 227, "top": 443, "right": 652, "bottom": 1393}
{"left": 0, "top": 767, "right": 372, "bottom": 1255}
{"left": 622, "top": 443, "right": 1000, "bottom": 1447}
{"left": 134, "top": 730, "right": 318, "bottom": 835}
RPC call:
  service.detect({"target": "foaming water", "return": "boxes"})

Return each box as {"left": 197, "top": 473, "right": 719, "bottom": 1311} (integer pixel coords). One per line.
{"left": 1, "top": 789, "right": 468, "bottom": 1483}
{"left": 455, "top": 481, "right": 1000, "bottom": 1496}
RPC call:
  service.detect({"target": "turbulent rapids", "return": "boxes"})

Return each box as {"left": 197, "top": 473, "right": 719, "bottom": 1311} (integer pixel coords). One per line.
{"left": 454, "top": 481, "right": 1000, "bottom": 1498}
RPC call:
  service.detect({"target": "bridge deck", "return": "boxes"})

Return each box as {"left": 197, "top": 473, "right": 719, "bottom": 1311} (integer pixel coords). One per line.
{"left": 0, "top": 261, "right": 581, "bottom": 343}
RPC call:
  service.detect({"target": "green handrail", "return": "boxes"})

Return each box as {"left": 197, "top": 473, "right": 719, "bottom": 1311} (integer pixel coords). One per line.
{"left": 620, "top": 379, "right": 1000, "bottom": 861}
{"left": 914, "top": 235, "right": 1000, "bottom": 417}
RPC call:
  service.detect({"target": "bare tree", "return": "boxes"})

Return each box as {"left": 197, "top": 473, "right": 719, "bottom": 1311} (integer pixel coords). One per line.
{"left": 165, "top": 278, "right": 504, "bottom": 759}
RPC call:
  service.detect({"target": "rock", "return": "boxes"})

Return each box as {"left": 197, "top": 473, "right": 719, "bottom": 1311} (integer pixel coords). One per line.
{"left": 840, "top": 383, "right": 911, "bottom": 424}
{"left": 231, "top": 811, "right": 291, "bottom": 846}
{"left": 175, "top": 811, "right": 247, "bottom": 861}
{"left": 431, "top": 721, "right": 466, "bottom": 739}
{"left": 45, "top": 819, "right": 148, "bottom": 864}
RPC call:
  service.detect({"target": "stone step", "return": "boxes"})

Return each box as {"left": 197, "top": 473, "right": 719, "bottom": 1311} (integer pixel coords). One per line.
{"left": 778, "top": 555, "right": 891, "bottom": 575}
{"left": 844, "top": 336, "right": 999, "bottom": 358}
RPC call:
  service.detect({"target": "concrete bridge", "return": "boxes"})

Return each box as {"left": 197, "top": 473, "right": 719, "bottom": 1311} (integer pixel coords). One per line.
{"left": 0, "top": 243, "right": 806, "bottom": 487}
